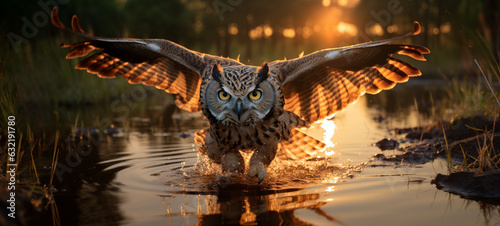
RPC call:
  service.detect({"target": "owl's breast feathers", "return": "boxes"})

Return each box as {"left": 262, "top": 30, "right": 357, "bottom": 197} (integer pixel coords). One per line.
{"left": 207, "top": 109, "right": 308, "bottom": 152}
{"left": 210, "top": 119, "right": 281, "bottom": 152}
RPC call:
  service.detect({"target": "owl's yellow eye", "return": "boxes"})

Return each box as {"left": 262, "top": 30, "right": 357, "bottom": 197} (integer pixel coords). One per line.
{"left": 248, "top": 90, "right": 262, "bottom": 100}
{"left": 218, "top": 90, "right": 231, "bottom": 101}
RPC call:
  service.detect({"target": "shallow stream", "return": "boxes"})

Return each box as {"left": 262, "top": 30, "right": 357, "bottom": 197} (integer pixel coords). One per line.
{"left": 31, "top": 80, "right": 500, "bottom": 225}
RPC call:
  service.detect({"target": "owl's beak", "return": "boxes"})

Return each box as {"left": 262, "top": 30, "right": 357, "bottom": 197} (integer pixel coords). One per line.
{"left": 234, "top": 99, "right": 244, "bottom": 120}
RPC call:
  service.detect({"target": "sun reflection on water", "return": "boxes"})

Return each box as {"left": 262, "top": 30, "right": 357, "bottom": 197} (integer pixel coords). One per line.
{"left": 319, "top": 118, "right": 337, "bottom": 156}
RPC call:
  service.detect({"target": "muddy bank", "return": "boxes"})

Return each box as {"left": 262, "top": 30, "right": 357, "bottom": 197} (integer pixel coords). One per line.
{"left": 431, "top": 171, "right": 500, "bottom": 204}
{"left": 375, "top": 116, "right": 500, "bottom": 202}
{"left": 375, "top": 116, "right": 500, "bottom": 166}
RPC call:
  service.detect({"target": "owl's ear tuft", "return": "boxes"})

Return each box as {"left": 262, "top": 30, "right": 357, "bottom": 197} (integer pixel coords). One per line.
{"left": 256, "top": 62, "right": 269, "bottom": 83}
{"left": 211, "top": 63, "right": 224, "bottom": 83}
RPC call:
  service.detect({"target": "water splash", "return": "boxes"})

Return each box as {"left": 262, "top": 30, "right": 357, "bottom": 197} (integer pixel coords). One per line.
{"left": 159, "top": 152, "right": 356, "bottom": 193}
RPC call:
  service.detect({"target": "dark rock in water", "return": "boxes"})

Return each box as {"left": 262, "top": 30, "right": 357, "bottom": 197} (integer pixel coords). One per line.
{"left": 380, "top": 151, "right": 432, "bottom": 164}
{"left": 404, "top": 140, "right": 439, "bottom": 153}
{"left": 405, "top": 131, "right": 433, "bottom": 140}
{"left": 395, "top": 127, "right": 422, "bottom": 135}
{"left": 432, "top": 171, "right": 500, "bottom": 204}
{"left": 375, "top": 138, "right": 398, "bottom": 150}
{"left": 105, "top": 124, "right": 119, "bottom": 136}
{"left": 75, "top": 127, "right": 99, "bottom": 136}
{"left": 177, "top": 132, "right": 193, "bottom": 138}
{"left": 373, "top": 115, "right": 388, "bottom": 122}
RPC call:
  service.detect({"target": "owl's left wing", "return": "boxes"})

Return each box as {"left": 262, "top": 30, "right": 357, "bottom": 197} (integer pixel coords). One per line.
{"left": 272, "top": 22, "right": 430, "bottom": 123}
{"left": 51, "top": 7, "right": 241, "bottom": 112}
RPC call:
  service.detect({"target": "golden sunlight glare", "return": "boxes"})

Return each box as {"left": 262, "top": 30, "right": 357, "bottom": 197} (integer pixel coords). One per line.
{"left": 337, "top": 0, "right": 360, "bottom": 8}
{"left": 440, "top": 22, "right": 451, "bottom": 33}
{"left": 320, "top": 118, "right": 336, "bottom": 156}
{"left": 368, "top": 23, "right": 384, "bottom": 36}
{"left": 228, "top": 23, "right": 238, "bottom": 35}
{"left": 249, "top": 26, "right": 263, "bottom": 40}
{"left": 282, "top": 28, "right": 296, "bottom": 38}
{"left": 387, "top": 24, "right": 399, "bottom": 33}
{"left": 263, "top": 24, "right": 273, "bottom": 37}
{"left": 302, "top": 26, "right": 312, "bottom": 39}
{"left": 322, "top": 0, "right": 331, "bottom": 7}
{"left": 337, "top": 21, "right": 358, "bottom": 36}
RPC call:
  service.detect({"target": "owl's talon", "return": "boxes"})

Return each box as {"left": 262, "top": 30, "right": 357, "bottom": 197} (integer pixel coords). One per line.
{"left": 248, "top": 164, "right": 266, "bottom": 183}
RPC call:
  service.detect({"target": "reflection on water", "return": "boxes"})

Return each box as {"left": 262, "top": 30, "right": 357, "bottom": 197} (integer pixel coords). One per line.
{"left": 156, "top": 154, "right": 352, "bottom": 225}
{"left": 38, "top": 82, "right": 500, "bottom": 225}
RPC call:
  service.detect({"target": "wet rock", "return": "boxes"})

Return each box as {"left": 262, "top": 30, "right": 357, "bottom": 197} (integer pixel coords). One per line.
{"left": 105, "top": 124, "right": 119, "bottom": 136}
{"left": 432, "top": 171, "right": 500, "bottom": 204}
{"left": 395, "top": 127, "right": 422, "bottom": 135}
{"left": 177, "top": 132, "right": 193, "bottom": 138}
{"left": 74, "top": 127, "right": 100, "bottom": 136}
{"left": 375, "top": 138, "right": 398, "bottom": 150}
{"left": 381, "top": 151, "right": 433, "bottom": 164}
{"left": 405, "top": 131, "right": 433, "bottom": 140}
{"left": 374, "top": 153, "right": 386, "bottom": 159}
{"left": 373, "top": 115, "right": 388, "bottom": 122}
{"left": 404, "top": 140, "right": 439, "bottom": 153}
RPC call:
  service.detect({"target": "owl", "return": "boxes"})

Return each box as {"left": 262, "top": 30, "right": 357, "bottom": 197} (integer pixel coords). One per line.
{"left": 51, "top": 7, "right": 429, "bottom": 183}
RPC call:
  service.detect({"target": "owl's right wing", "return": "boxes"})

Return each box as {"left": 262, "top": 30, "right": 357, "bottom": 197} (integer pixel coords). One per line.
{"left": 272, "top": 22, "right": 430, "bottom": 123}
{"left": 51, "top": 7, "right": 241, "bottom": 112}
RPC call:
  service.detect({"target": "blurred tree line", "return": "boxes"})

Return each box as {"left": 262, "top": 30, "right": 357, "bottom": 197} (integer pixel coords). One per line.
{"left": 1, "top": 0, "right": 499, "bottom": 73}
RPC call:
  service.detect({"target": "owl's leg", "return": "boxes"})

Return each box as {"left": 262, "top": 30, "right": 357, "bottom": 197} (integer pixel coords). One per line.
{"left": 216, "top": 151, "right": 244, "bottom": 187}
{"left": 247, "top": 143, "right": 278, "bottom": 183}
{"left": 204, "top": 133, "right": 222, "bottom": 164}
{"left": 204, "top": 133, "right": 244, "bottom": 173}
{"left": 221, "top": 151, "right": 244, "bottom": 174}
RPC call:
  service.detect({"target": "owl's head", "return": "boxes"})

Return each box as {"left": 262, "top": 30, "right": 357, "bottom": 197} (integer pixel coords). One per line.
{"left": 205, "top": 63, "right": 276, "bottom": 127}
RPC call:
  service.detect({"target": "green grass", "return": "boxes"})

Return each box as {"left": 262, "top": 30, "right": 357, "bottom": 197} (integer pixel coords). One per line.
{"left": 2, "top": 35, "right": 149, "bottom": 107}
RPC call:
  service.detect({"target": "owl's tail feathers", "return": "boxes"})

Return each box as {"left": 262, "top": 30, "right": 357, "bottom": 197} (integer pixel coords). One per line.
{"left": 194, "top": 129, "right": 208, "bottom": 155}
{"left": 277, "top": 129, "right": 326, "bottom": 160}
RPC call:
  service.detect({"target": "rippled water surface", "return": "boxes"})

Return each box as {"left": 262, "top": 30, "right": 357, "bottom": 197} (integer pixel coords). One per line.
{"left": 44, "top": 81, "right": 499, "bottom": 225}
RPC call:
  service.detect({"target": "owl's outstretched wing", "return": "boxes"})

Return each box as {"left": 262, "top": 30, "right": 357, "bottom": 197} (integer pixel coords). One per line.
{"left": 51, "top": 7, "right": 241, "bottom": 112}
{"left": 272, "top": 22, "right": 430, "bottom": 123}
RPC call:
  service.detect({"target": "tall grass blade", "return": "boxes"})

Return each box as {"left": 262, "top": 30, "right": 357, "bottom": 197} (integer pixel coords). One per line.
{"left": 441, "top": 123, "right": 452, "bottom": 172}
{"left": 474, "top": 59, "right": 500, "bottom": 109}
{"left": 50, "top": 131, "right": 60, "bottom": 186}
{"left": 29, "top": 140, "right": 40, "bottom": 185}
{"left": 459, "top": 144, "right": 466, "bottom": 169}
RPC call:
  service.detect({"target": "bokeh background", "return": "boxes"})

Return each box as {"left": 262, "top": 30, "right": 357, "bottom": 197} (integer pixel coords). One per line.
{"left": 1, "top": 0, "right": 499, "bottom": 107}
